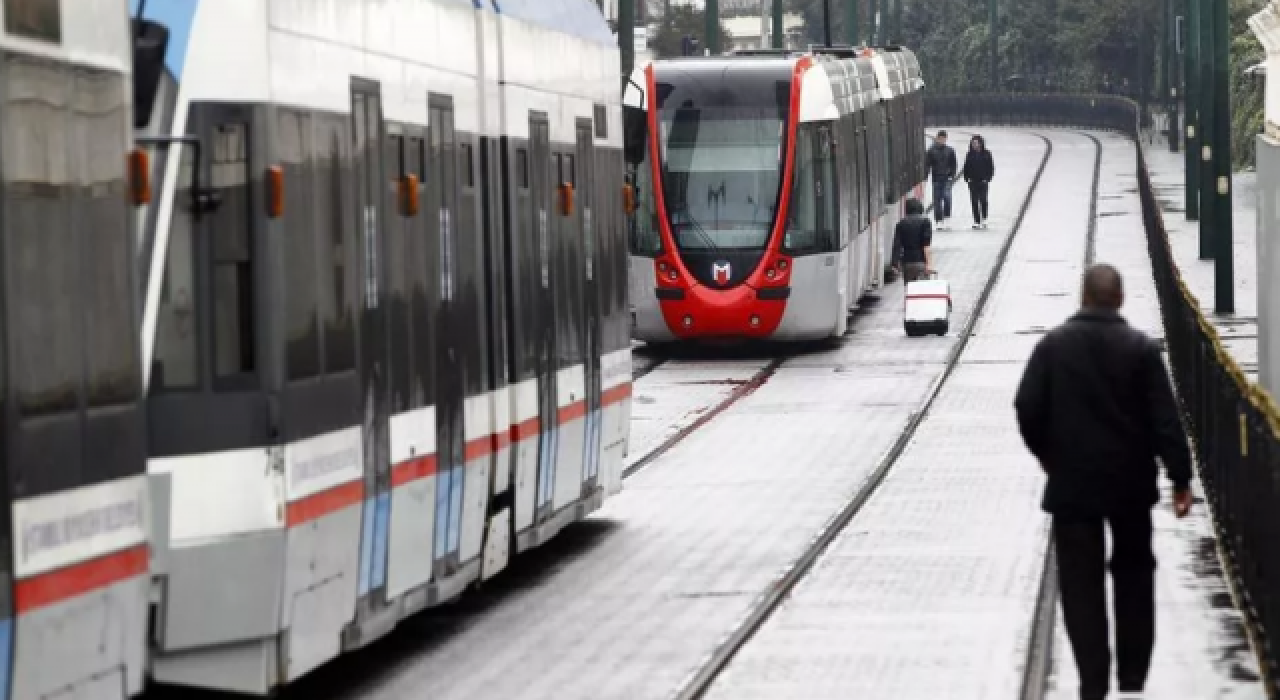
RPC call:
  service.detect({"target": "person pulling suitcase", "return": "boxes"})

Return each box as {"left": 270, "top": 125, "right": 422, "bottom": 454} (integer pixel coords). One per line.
{"left": 962, "top": 134, "right": 994, "bottom": 229}
{"left": 891, "top": 197, "right": 933, "bottom": 282}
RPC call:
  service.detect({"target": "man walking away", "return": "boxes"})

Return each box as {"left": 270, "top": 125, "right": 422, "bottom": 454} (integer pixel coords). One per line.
{"left": 962, "top": 134, "right": 994, "bottom": 229}
{"left": 925, "top": 130, "right": 957, "bottom": 229}
{"left": 890, "top": 197, "right": 933, "bottom": 282}
{"left": 1014, "top": 264, "right": 1194, "bottom": 700}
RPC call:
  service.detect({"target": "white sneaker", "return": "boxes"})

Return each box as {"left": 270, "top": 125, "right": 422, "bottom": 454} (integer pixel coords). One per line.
{"left": 972, "top": 223, "right": 980, "bottom": 229}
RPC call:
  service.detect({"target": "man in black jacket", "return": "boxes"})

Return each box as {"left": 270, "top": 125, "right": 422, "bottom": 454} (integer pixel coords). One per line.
{"left": 1014, "top": 264, "right": 1193, "bottom": 700}
{"left": 961, "top": 134, "right": 994, "bottom": 229}
{"left": 925, "top": 131, "right": 957, "bottom": 228}
{"left": 890, "top": 198, "right": 932, "bottom": 281}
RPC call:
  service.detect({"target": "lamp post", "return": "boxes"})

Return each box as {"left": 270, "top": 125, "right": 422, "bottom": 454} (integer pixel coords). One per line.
{"left": 619, "top": 0, "right": 634, "bottom": 87}
{"left": 706, "top": 0, "right": 720, "bottom": 54}
{"left": 990, "top": 0, "right": 998, "bottom": 91}
{"left": 1185, "top": 0, "right": 1201, "bottom": 221}
{"left": 1198, "top": 0, "right": 1214, "bottom": 258}
{"left": 1211, "top": 0, "right": 1235, "bottom": 312}
{"left": 773, "top": 0, "right": 784, "bottom": 48}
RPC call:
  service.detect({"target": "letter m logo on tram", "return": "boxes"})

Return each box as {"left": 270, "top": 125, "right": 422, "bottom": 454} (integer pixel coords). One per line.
{"left": 713, "top": 261, "right": 730, "bottom": 286}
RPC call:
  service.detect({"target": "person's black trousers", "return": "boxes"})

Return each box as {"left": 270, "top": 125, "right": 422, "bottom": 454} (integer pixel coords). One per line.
{"left": 1054, "top": 512, "right": 1157, "bottom": 700}
{"left": 969, "top": 180, "right": 990, "bottom": 223}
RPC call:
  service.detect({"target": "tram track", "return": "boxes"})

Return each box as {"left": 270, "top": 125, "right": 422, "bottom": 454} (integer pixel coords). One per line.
{"left": 669, "top": 129, "right": 1064, "bottom": 700}
{"left": 1019, "top": 130, "right": 1103, "bottom": 700}
{"left": 622, "top": 132, "right": 963, "bottom": 482}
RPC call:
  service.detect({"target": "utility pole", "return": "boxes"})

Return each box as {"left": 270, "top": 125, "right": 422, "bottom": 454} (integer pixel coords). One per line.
{"left": 1168, "top": 0, "right": 1180, "bottom": 152}
{"left": 843, "top": 0, "right": 856, "bottom": 46}
{"left": 892, "top": 0, "right": 902, "bottom": 44}
{"left": 989, "top": 0, "right": 998, "bottom": 91}
{"left": 619, "top": 0, "right": 634, "bottom": 87}
{"left": 1211, "top": 0, "right": 1234, "bottom": 311}
{"left": 706, "top": 0, "right": 720, "bottom": 54}
{"left": 1197, "top": 0, "right": 1213, "bottom": 258}
{"left": 1185, "top": 0, "right": 1200, "bottom": 221}
{"left": 1157, "top": 0, "right": 1167, "bottom": 115}
{"left": 773, "top": 0, "right": 784, "bottom": 48}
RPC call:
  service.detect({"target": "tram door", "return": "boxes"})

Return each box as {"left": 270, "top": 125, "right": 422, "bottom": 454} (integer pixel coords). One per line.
{"left": 351, "top": 81, "right": 393, "bottom": 610}
{"left": 429, "top": 97, "right": 465, "bottom": 575}
{"left": 530, "top": 114, "right": 558, "bottom": 522}
{"left": 576, "top": 119, "right": 602, "bottom": 492}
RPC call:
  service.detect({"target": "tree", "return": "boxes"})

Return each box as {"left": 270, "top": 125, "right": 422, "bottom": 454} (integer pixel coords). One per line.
{"left": 650, "top": 6, "right": 734, "bottom": 58}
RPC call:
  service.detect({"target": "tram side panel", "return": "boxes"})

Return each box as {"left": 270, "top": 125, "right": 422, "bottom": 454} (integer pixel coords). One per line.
{"left": 0, "top": 4, "right": 151, "bottom": 697}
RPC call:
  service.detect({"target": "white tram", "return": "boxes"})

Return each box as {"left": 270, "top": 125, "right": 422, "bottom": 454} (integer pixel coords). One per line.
{"left": 133, "top": 0, "right": 631, "bottom": 693}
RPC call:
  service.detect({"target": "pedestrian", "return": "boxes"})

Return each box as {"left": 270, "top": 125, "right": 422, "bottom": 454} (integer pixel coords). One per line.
{"left": 1014, "top": 264, "right": 1194, "bottom": 700}
{"left": 890, "top": 197, "right": 933, "bottom": 282}
{"left": 961, "top": 134, "right": 994, "bottom": 229}
{"left": 925, "top": 130, "right": 957, "bottom": 229}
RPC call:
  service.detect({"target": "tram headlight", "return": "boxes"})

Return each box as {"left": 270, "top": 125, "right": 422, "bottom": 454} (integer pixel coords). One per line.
{"left": 766, "top": 268, "right": 776, "bottom": 280}
{"left": 750, "top": 315, "right": 760, "bottom": 327}
{"left": 778, "top": 259, "right": 788, "bottom": 271}
{"left": 668, "top": 269, "right": 677, "bottom": 281}
{"left": 682, "top": 315, "right": 693, "bottom": 328}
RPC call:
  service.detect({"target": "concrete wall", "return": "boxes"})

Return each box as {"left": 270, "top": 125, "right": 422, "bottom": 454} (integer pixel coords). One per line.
{"left": 1257, "top": 133, "right": 1280, "bottom": 398}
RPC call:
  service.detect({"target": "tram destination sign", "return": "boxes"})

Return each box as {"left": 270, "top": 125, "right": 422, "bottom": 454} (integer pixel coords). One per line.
{"left": 5, "top": 0, "right": 60, "bottom": 43}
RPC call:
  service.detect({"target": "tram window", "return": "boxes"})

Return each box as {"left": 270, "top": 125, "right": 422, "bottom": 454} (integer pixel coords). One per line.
{"left": 782, "top": 124, "right": 838, "bottom": 255}
{"left": 594, "top": 105, "right": 607, "bottom": 139}
{"left": 460, "top": 142, "right": 474, "bottom": 187}
{"left": 280, "top": 109, "right": 321, "bottom": 381}
{"left": 317, "top": 115, "right": 356, "bottom": 374}
{"left": 4, "top": 53, "right": 78, "bottom": 414}
{"left": 516, "top": 148, "right": 529, "bottom": 189}
{"left": 410, "top": 136, "right": 426, "bottom": 181}
{"left": 389, "top": 133, "right": 405, "bottom": 179}
{"left": 77, "top": 66, "right": 138, "bottom": 406}
{"left": 153, "top": 137, "right": 199, "bottom": 390}
{"left": 209, "top": 122, "right": 256, "bottom": 381}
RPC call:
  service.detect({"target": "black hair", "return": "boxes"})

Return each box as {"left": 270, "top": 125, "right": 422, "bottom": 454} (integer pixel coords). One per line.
{"left": 905, "top": 198, "right": 924, "bottom": 216}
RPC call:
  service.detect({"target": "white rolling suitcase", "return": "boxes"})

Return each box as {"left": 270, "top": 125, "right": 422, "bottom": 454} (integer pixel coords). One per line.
{"left": 904, "top": 273, "right": 951, "bottom": 337}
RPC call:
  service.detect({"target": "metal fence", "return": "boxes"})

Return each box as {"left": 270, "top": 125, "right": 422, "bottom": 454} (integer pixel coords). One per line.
{"left": 926, "top": 93, "right": 1280, "bottom": 694}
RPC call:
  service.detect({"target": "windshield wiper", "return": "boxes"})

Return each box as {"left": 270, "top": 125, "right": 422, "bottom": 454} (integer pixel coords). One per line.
{"left": 669, "top": 204, "right": 719, "bottom": 253}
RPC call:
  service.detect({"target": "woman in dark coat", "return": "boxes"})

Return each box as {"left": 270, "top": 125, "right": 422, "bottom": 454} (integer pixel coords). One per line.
{"left": 962, "top": 134, "right": 995, "bottom": 229}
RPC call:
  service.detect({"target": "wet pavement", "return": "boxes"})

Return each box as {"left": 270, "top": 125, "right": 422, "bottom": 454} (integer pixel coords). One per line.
{"left": 273, "top": 131, "right": 1043, "bottom": 700}
{"left": 239, "top": 130, "right": 1269, "bottom": 700}
{"left": 704, "top": 130, "right": 1095, "bottom": 699}
{"left": 1143, "top": 142, "right": 1258, "bottom": 380}
{"left": 1044, "top": 133, "right": 1267, "bottom": 700}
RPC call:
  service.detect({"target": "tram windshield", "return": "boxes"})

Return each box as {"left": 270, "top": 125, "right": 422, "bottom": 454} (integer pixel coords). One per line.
{"left": 657, "top": 107, "right": 784, "bottom": 252}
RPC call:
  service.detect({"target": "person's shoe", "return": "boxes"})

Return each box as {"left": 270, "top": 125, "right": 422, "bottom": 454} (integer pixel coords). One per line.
{"left": 972, "top": 222, "right": 980, "bottom": 229}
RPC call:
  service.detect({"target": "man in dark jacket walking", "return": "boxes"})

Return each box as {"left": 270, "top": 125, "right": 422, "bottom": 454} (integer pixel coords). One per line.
{"left": 925, "top": 130, "right": 957, "bottom": 229}
{"left": 890, "top": 197, "right": 932, "bottom": 281}
{"left": 1014, "top": 264, "right": 1193, "bottom": 700}
{"left": 962, "top": 134, "right": 994, "bottom": 229}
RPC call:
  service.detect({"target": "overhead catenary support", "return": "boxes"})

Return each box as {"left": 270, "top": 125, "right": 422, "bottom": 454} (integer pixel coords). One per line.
{"left": 706, "top": 0, "right": 720, "bottom": 54}
{"left": 1211, "top": 0, "right": 1235, "bottom": 311}
{"left": 1185, "top": 0, "right": 1201, "bottom": 220}
{"left": 619, "top": 0, "right": 634, "bottom": 87}
{"left": 990, "top": 0, "right": 998, "bottom": 90}
{"left": 772, "top": 0, "right": 784, "bottom": 48}
{"left": 843, "top": 0, "right": 856, "bottom": 46}
{"left": 892, "top": 0, "right": 903, "bottom": 44}
{"left": 1198, "top": 0, "right": 1214, "bottom": 257}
